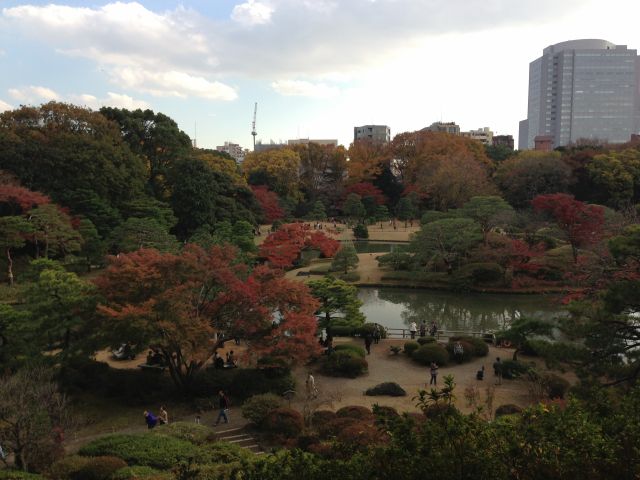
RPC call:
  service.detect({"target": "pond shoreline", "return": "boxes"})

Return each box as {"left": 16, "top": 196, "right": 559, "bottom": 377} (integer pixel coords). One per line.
{"left": 353, "top": 281, "right": 571, "bottom": 296}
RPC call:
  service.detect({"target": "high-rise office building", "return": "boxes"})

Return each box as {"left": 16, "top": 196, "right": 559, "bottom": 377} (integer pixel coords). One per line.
{"left": 520, "top": 39, "right": 640, "bottom": 150}
{"left": 354, "top": 125, "right": 391, "bottom": 143}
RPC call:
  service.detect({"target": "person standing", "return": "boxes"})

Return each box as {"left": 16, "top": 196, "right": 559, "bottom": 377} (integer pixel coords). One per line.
{"left": 429, "top": 362, "right": 439, "bottom": 385}
{"left": 493, "top": 357, "right": 503, "bottom": 385}
{"left": 306, "top": 371, "right": 318, "bottom": 399}
{"left": 373, "top": 324, "right": 381, "bottom": 344}
{"left": 429, "top": 321, "right": 438, "bottom": 337}
{"left": 419, "top": 322, "right": 426, "bottom": 338}
{"left": 159, "top": 406, "right": 169, "bottom": 425}
{"left": 453, "top": 341, "right": 464, "bottom": 364}
{"left": 364, "top": 334, "right": 373, "bottom": 355}
{"left": 215, "top": 390, "right": 230, "bottom": 425}
{"left": 409, "top": 321, "right": 417, "bottom": 339}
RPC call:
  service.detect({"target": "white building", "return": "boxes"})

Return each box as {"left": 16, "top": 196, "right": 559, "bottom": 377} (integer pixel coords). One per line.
{"left": 216, "top": 142, "right": 248, "bottom": 164}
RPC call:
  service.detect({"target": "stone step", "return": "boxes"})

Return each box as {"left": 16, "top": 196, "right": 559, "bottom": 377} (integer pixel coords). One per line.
{"left": 226, "top": 436, "right": 256, "bottom": 444}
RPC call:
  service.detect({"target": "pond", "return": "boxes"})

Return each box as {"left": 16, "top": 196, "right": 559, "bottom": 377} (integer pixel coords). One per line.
{"left": 358, "top": 287, "right": 564, "bottom": 333}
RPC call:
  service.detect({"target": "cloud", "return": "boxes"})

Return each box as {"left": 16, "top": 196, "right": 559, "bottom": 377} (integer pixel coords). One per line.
{"left": 68, "top": 92, "right": 151, "bottom": 110}
{"left": 271, "top": 80, "right": 339, "bottom": 98}
{"left": 0, "top": 99, "right": 12, "bottom": 112}
{"left": 231, "top": 0, "right": 274, "bottom": 26}
{"left": 8, "top": 86, "right": 60, "bottom": 103}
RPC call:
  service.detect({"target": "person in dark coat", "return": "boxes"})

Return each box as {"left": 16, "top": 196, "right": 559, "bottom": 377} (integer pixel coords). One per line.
{"left": 364, "top": 334, "right": 373, "bottom": 355}
{"left": 215, "top": 390, "right": 230, "bottom": 425}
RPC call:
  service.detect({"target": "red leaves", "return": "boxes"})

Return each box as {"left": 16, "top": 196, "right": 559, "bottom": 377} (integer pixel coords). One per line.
{"left": 259, "top": 223, "right": 339, "bottom": 268}
{"left": 251, "top": 185, "right": 285, "bottom": 223}
{"left": 0, "top": 184, "right": 50, "bottom": 214}
{"left": 344, "top": 182, "right": 387, "bottom": 205}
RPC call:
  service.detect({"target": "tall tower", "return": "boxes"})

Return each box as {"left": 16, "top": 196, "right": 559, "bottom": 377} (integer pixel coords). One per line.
{"left": 520, "top": 39, "right": 640, "bottom": 149}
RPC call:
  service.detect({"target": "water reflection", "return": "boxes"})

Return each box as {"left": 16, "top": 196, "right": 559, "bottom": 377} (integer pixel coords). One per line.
{"left": 358, "top": 287, "right": 564, "bottom": 333}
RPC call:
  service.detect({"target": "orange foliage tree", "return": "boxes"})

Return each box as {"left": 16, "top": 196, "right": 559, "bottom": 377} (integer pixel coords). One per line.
{"left": 259, "top": 223, "right": 340, "bottom": 269}
{"left": 251, "top": 185, "right": 285, "bottom": 223}
{"left": 95, "top": 244, "right": 320, "bottom": 392}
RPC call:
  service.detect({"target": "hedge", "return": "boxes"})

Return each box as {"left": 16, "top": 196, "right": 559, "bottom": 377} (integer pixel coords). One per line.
{"left": 320, "top": 351, "right": 368, "bottom": 378}
{"left": 336, "top": 406, "right": 374, "bottom": 420}
{"left": 0, "top": 471, "right": 45, "bottom": 480}
{"left": 365, "top": 382, "right": 406, "bottom": 397}
{"left": 111, "top": 466, "right": 171, "bottom": 480}
{"left": 403, "top": 341, "right": 420, "bottom": 356}
{"left": 417, "top": 337, "right": 436, "bottom": 345}
{"left": 411, "top": 344, "right": 449, "bottom": 366}
{"left": 190, "top": 368, "right": 294, "bottom": 400}
{"left": 78, "top": 434, "right": 200, "bottom": 470}
{"left": 333, "top": 344, "right": 366, "bottom": 358}
{"left": 449, "top": 336, "right": 489, "bottom": 357}
{"left": 75, "top": 456, "right": 128, "bottom": 480}
{"left": 495, "top": 404, "right": 523, "bottom": 417}
{"left": 154, "top": 422, "right": 212, "bottom": 445}
{"left": 264, "top": 408, "right": 304, "bottom": 438}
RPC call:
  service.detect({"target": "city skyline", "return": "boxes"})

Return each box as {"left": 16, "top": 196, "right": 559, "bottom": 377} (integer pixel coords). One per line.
{"left": 1, "top": 0, "right": 639, "bottom": 149}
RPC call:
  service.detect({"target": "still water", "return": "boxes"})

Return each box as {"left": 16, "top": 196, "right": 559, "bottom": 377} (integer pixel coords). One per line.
{"left": 358, "top": 287, "right": 564, "bottom": 333}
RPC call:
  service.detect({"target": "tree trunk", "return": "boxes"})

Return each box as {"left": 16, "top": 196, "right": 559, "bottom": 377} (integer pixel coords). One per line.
{"left": 6, "top": 247, "right": 14, "bottom": 287}
{"left": 571, "top": 243, "right": 579, "bottom": 264}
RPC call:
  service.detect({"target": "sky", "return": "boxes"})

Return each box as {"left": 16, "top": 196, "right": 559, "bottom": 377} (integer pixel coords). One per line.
{"left": 1, "top": 0, "right": 639, "bottom": 150}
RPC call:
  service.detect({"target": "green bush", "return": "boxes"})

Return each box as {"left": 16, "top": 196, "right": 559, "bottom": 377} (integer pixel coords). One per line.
{"left": 48, "top": 455, "right": 90, "bottom": 480}
{"left": 190, "top": 368, "right": 294, "bottom": 400}
{"left": 336, "top": 406, "right": 374, "bottom": 420}
{"left": 411, "top": 344, "right": 449, "bottom": 366}
{"left": 264, "top": 408, "right": 304, "bottom": 438}
{"left": 197, "top": 441, "right": 254, "bottom": 464}
{"left": 417, "top": 336, "right": 436, "bottom": 345}
{"left": 75, "top": 456, "right": 128, "bottom": 480}
{"left": 495, "top": 404, "right": 523, "bottom": 417}
{"left": 365, "top": 382, "right": 406, "bottom": 397}
{"left": 500, "top": 360, "right": 532, "bottom": 379}
{"left": 358, "top": 323, "right": 387, "bottom": 339}
{"left": 445, "top": 340, "right": 474, "bottom": 363}
{"left": 377, "top": 252, "right": 414, "bottom": 270}
{"left": 352, "top": 224, "right": 369, "bottom": 239}
{"left": 79, "top": 434, "right": 199, "bottom": 470}
{"left": 403, "top": 341, "right": 420, "bottom": 356}
{"left": 333, "top": 344, "right": 366, "bottom": 358}
{"left": 154, "top": 422, "right": 212, "bottom": 445}
{"left": 544, "top": 373, "right": 570, "bottom": 399}
{"left": 241, "top": 393, "right": 284, "bottom": 427}
{"left": 0, "top": 472, "right": 44, "bottom": 480}
{"left": 111, "top": 466, "right": 171, "bottom": 480}
{"left": 321, "top": 352, "right": 368, "bottom": 378}
{"left": 455, "top": 262, "right": 504, "bottom": 284}
{"left": 330, "top": 325, "right": 356, "bottom": 337}
{"left": 338, "top": 271, "right": 360, "bottom": 282}
{"left": 449, "top": 336, "right": 489, "bottom": 357}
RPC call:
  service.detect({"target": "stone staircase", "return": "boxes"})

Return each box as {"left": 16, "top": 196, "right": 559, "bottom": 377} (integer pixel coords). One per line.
{"left": 215, "top": 426, "right": 264, "bottom": 455}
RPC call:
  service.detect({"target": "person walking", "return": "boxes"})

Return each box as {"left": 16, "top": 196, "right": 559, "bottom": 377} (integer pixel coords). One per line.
{"left": 493, "top": 357, "right": 503, "bottom": 385}
{"left": 453, "top": 341, "right": 464, "bottom": 364}
{"left": 364, "top": 334, "right": 373, "bottom": 355}
{"left": 409, "top": 321, "right": 417, "bottom": 339}
{"left": 215, "top": 390, "right": 230, "bottom": 425}
{"left": 429, "top": 321, "right": 438, "bottom": 337}
{"left": 373, "top": 324, "right": 381, "bottom": 344}
{"left": 306, "top": 371, "right": 318, "bottom": 399}
{"left": 429, "top": 362, "right": 439, "bottom": 385}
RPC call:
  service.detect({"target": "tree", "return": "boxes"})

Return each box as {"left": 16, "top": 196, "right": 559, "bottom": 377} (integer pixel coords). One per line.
{"left": 586, "top": 149, "right": 640, "bottom": 209}
{"left": 0, "top": 367, "right": 69, "bottom": 472}
{"left": 308, "top": 277, "right": 365, "bottom": 331}
{"left": 28, "top": 204, "right": 82, "bottom": 259}
{"left": 496, "top": 318, "right": 553, "bottom": 361}
{"left": 331, "top": 242, "right": 359, "bottom": 274}
{"left": 96, "top": 245, "right": 320, "bottom": 392}
{"left": 532, "top": 194, "right": 605, "bottom": 263}
{"left": 77, "top": 218, "right": 106, "bottom": 271}
{"left": 343, "top": 183, "right": 387, "bottom": 206}
{"left": 243, "top": 148, "right": 302, "bottom": 200}
{"left": 294, "top": 143, "right": 347, "bottom": 204}
{"left": 496, "top": 151, "right": 572, "bottom": 208}
{"left": 110, "top": 217, "right": 179, "bottom": 253}
{"left": 252, "top": 186, "right": 285, "bottom": 223}
{"left": 375, "top": 205, "right": 390, "bottom": 222}
{"left": 346, "top": 140, "right": 387, "bottom": 183}
{"left": 460, "top": 196, "right": 514, "bottom": 245}
{"left": 342, "top": 193, "right": 366, "bottom": 223}
{"left": 259, "top": 223, "right": 339, "bottom": 269}
{"left": 308, "top": 201, "right": 327, "bottom": 221}
{"left": 396, "top": 195, "right": 418, "bottom": 227}
{"left": 411, "top": 218, "right": 482, "bottom": 272}
{"left": 0, "top": 184, "right": 50, "bottom": 215}
{"left": 194, "top": 149, "right": 245, "bottom": 186}
{"left": 120, "top": 197, "right": 177, "bottom": 232}
{"left": 0, "top": 216, "right": 32, "bottom": 285}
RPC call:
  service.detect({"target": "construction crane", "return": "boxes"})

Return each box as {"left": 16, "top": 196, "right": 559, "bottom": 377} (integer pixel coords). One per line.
{"left": 251, "top": 102, "right": 257, "bottom": 150}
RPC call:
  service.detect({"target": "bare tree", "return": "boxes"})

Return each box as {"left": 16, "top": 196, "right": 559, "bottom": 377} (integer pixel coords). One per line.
{"left": 0, "top": 367, "right": 69, "bottom": 472}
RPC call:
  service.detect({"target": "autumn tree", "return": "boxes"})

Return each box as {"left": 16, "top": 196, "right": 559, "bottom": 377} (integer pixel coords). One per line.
{"left": 294, "top": 143, "right": 347, "bottom": 204}
{"left": 95, "top": 245, "right": 320, "bottom": 392}
{"left": 347, "top": 140, "right": 387, "bottom": 184}
{"left": 252, "top": 185, "right": 285, "bottom": 223}
{"left": 243, "top": 148, "right": 302, "bottom": 200}
{"left": 308, "top": 277, "right": 365, "bottom": 331}
{"left": 331, "top": 242, "right": 359, "bottom": 274}
{"left": 194, "top": 149, "right": 245, "bottom": 185}
{"left": 460, "top": 196, "right": 514, "bottom": 244}
{"left": 259, "top": 223, "right": 339, "bottom": 269}
{"left": 532, "top": 194, "right": 605, "bottom": 263}
{"left": 344, "top": 183, "right": 387, "bottom": 206}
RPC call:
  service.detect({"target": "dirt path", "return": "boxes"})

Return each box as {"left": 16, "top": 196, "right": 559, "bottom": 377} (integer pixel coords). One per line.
{"left": 290, "top": 338, "right": 559, "bottom": 415}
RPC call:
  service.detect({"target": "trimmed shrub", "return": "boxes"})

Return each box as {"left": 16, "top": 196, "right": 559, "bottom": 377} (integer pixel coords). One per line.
{"left": 296, "top": 434, "right": 321, "bottom": 451}
{"left": 311, "top": 410, "right": 337, "bottom": 426}
{"left": 455, "top": 262, "right": 504, "bottom": 284}
{"left": 317, "top": 417, "right": 357, "bottom": 439}
{"left": 75, "top": 456, "right": 128, "bottom": 480}
{"left": 198, "top": 441, "right": 253, "bottom": 464}
{"left": 500, "top": 360, "right": 532, "bottom": 379}
{"left": 449, "top": 336, "right": 489, "bottom": 357}
{"left": 544, "top": 373, "right": 570, "bottom": 399}
{"left": 336, "top": 406, "right": 374, "bottom": 421}
{"left": 339, "top": 271, "right": 360, "bottom": 282}
{"left": 78, "top": 434, "right": 199, "bottom": 470}
{"left": 358, "top": 323, "right": 387, "bottom": 339}
{"left": 334, "top": 344, "right": 366, "bottom": 358}
{"left": 264, "top": 408, "right": 304, "bottom": 438}
{"left": 417, "top": 336, "right": 436, "bottom": 345}
{"left": 403, "top": 341, "right": 420, "bottom": 356}
{"left": 352, "top": 224, "right": 369, "bottom": 239}
{"left": 48, "top": 455, "right": 90, "bottom": 480}
{"left": 337, "top": 422, "right": 383, "bottom": 448}
{"left": 495, "top": 404, "right": 523, "bottom": 417}
{"left": 445, "top": 340, "right": 474, "bottom": 363}
{"left": 365, "top": 382, "right": 406, "bottom": 397}
{"left": 320, "top": 352, "right": 368, "bottom": 378}
{"left": 411, "top": 344, "right": 449, "bottom": 366}
{"left": 154, "top": 422, "right": 212, "bottom": 445}
{"left": 111, "top": 466, "right": 170, "bottom": 480}
{"left": 241, "top": 393, "right": 284, "bottom": 427}
{"left": 373, "top": 405, "right": 399, "bottom": 418}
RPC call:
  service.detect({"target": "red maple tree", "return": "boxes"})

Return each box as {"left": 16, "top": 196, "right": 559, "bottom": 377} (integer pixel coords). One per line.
{"left": 259, "top": 223, "right": 339, "bottom": 269}
{"left": 95, "top": 244, "right": 320, "bottom": 392}
{"left": 532, "top": 193, "right": 605, "bottom": 263}
{"left": 0, "top": 185, "right": 50, "bottom": 214}
{"left": 343, "top": 182, "right": 387, "bottom": 205}
{"left": 251, "top": 185, "right": 285, "bottom": 223}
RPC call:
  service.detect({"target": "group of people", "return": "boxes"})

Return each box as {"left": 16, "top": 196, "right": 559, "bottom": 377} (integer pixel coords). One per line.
{"left": 362, "top": 325, "right": 383, "bottom": 355}
{"left": 212, "top": 351, "right": 237, "bottom": 369}
{"left": 145, "top": 390, "right": 231, "bottom": 429}
{"left": 409, "top": 321, "right": 438, "bottom": 339}
{"left": 143, "top": 406, "right": 169, "bottom": 429}
{"left": 145, "top": 349, "right": 165, "bottom": 366}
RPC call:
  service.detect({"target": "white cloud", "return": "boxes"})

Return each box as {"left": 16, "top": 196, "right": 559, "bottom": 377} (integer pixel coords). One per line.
{"left": 0, "top": 99, "right": 12, "bottom": 112}
{"left": 8, "top": 86, "right": 60, "bottom": 103}
{"left": 271, "top": 80, "right": 339, "bottom": 98}
{"left": 231, "top": 0, "right": 274, "bottom": 26}
{"left": 68, "top": 92, "right": 151, "bottom": 110}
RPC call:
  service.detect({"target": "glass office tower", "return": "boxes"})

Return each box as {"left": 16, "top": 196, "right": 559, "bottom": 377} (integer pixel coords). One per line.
{"left": 520, "top": 39, "right": 640, "bottom": 149}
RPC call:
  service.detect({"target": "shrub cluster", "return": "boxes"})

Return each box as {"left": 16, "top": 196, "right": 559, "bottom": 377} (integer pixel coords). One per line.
{"left": 446, "top": 340, "right": 475, "bottom": 363}
{"left": 333, "top": 344, "right": 366, "bottom": 358}
{"left": 111, "top": 466, "right": 169, "bottom": 480}
{"left": 263, "top": 408, "right": 304, "bottom": 438}
{"left": 241, "top": 393, "right": 284, "bottom": 427}
{"left": 403, "top": 341, "right": 420, "bottom": 356}
{"left": 495, "top": 404, "right": 523, "bottom": 417}
{"left": 500, "top": 360, "right": 532, "bottom": 379}
{"left": 411, "top": 343, "right": 450, "bottom": 366}
{"left": 365, "top": 382, "right": 407, "bottom": 397}
{"left": 336, "top": 406, "right": 374, "bottom": 421}
{"left": 417, "top": 336, "right": 436, "bottom": 345}
{"left": 320, "top": 351, "right": 368, "bottom": 378}
{"left": 449, "top": 336, "right": 489, "bottom": 357}
{"left": 190, "top": 367, "right": 294, "bottom": 400}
